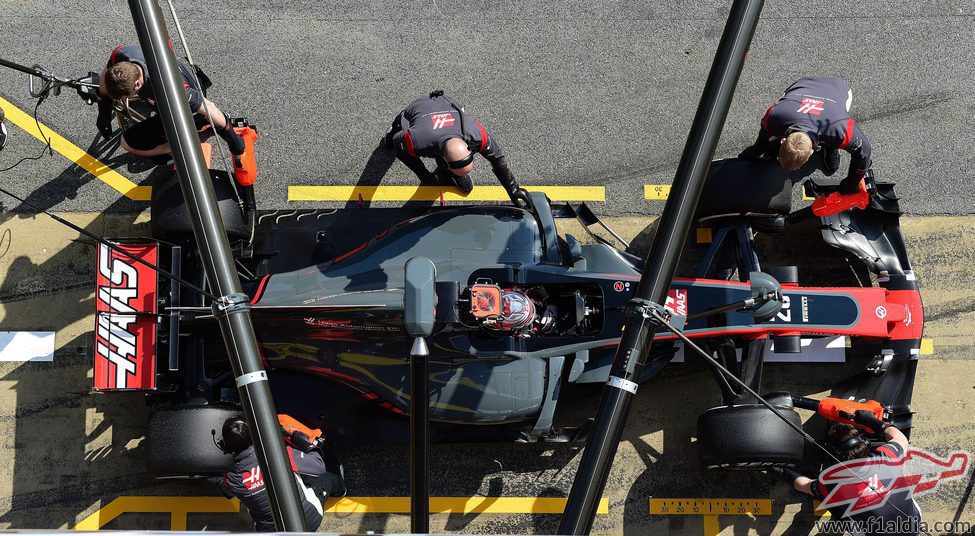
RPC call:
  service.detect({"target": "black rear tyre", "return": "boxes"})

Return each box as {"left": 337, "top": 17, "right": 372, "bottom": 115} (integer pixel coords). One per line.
{"left": 147, "top": 404, "right": 239, "bottom": 477}
{"left": 697, "top": 404, "right": 804, "bottom": 470}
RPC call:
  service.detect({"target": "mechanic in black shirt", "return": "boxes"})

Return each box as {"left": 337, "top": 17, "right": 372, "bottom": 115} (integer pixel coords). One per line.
{"left": 383, "top": 91, "right": 531, "bottom": 207}
{"left": 96, "top": 44, "right": 245, "bottom": 162}
{"left": 214, "top": 417, "right": 345, "bottom": 532}
{"left": 771, "top": 411, "right": 922, "bottom": 535}
{"left": 740, "top": 76, "right": 872, "bottom": 194}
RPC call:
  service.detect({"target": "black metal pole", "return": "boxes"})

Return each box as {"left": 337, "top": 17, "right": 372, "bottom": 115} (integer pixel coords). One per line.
{"left": 126, "top": 0, "right": 307, "bottom": 531}
{"left": 410, "top": 337, "right": 431, "bottom": 533}
{"left": 557, "top": 1, "right": 765, "bottom": 533}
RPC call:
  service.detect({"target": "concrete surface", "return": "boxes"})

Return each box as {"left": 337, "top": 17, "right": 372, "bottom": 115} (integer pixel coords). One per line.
{"left": 0, "top": 210, "right": 971, "bottom": 533}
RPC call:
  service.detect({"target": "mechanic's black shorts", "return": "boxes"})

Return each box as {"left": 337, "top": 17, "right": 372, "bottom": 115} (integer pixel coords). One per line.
{"left": 122, "top": 114, "right": 213, "bottom": 151}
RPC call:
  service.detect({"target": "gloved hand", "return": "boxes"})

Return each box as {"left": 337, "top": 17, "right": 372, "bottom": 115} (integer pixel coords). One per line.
{"left": 767, "top": 466, "right": 802, "bottom": 484}
{"left": 217, "top": 112, "right": 246, "bottom": 156}
{"left": 738, "top": 144, "right": 768, "bottom": 160}
{"left": 850, "top": 409, "right": 890, "bottom": 436}
{"left": 838, "top": 176, "right": 863, "bottom": 195}
{"left": 509, "top": 187, "right": 533, "bottom": 209}
{"left": 96, "top": 98, "right": 114, "bottom": 138}
{"left": 838, "top": 168, "right": 867, "bottom": 195}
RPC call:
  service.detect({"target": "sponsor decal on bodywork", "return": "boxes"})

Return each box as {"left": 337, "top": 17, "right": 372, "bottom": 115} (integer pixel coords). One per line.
{"left": 94, "top": 242, "right": 158, "bottom": 390}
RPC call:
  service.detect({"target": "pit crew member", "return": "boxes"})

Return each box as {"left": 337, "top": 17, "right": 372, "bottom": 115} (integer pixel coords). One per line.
{"left": 770, "top": 410, "right": 922, "bottom": 535}
{"left": 96, "top": 44, "right": 245, "bottom": 161}
{"left": 213, "top": 417, "right": 345, "bottom": 532}
{"left": 383, "top": 90, "right": 530, "bottom": 206}
{"left": 740, "top": 76, "right": 872, "bottom": 194}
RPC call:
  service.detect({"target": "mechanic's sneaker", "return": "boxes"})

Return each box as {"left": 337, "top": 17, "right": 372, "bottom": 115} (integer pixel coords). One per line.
{"left": 451, "top": 174, "right": 474, "bottom": 194}
{"left": 418, "top": 172, "right": 440, "bottom": 185}
{"left": 322, "top": 451, "right": 347, "bottom": 498}
{"left": 820, "top": 148, "right": 841, "bottom": 176}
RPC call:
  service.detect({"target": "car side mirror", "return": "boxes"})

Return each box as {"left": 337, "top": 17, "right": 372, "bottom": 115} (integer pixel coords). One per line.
{"left": 749, "top": 271, "right": 783, "bottom": 324}
{"left": 404, "top": 257, "right": 436, "bottom": 337}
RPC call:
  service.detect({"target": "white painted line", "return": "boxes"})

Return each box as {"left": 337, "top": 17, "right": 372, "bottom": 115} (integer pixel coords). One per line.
{"left": 0, "top": 331, "right": 55, "bottom": 362}
{"left": 671, "top": 336, "right": 846, "bottom": 364}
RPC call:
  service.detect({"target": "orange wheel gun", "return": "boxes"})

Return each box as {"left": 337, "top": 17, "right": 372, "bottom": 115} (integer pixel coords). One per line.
{"left": 792, "top": 395, "right": 885, "bottom": 428}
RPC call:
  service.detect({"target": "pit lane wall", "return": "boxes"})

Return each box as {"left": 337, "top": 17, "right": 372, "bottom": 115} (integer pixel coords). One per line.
{"left": 0, "top": 213, "right": 971, "bottom": 534}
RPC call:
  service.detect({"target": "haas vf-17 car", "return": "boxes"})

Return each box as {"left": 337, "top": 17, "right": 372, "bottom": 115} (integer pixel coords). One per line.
{"left": 93, "top": 158, "right": 922, "bottom": 476}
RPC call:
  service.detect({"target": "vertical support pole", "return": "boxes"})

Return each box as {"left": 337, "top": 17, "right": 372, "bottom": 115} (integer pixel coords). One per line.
{"left": 410, "top": 337, "right": 430, "bottom": 533}
{"left": 558, "top": 1, "right": 765, "bottom": 533}
{"left": 125, "top": 0, "right": 306, "bottom": 530}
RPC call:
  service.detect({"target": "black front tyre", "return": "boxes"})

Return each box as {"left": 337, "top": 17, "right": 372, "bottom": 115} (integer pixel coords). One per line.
{"left": 697, "top": 404, "right": 804, "bottom": 470}
{"left": 150, "top": 169, "right": 248, "bottom": 243}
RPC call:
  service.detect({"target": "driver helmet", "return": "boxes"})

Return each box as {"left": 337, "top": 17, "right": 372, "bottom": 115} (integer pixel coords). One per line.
{"left": 494, "top": 290, "right": 536, "bottom": 331}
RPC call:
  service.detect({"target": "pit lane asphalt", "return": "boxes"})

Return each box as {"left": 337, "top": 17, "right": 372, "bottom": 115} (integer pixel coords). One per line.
{"left": 0, "top": 1, "right": 973, "bottom": 215}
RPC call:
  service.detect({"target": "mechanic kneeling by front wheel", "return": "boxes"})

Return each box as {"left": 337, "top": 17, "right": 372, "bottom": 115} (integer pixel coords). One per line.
{"left": 697, "top": 400, "right": 804, "bottom": 470}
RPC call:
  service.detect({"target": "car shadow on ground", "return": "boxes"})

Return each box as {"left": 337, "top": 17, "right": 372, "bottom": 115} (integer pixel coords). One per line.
{"left": 0, "top": 140, "right": 183, "bottom": 528}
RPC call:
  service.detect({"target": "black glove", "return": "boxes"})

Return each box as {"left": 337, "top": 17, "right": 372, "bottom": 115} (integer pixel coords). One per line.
{"left": 509, "top": 187, "right": 533, "bottom": 209}
{"left": 96, "top": 98, "right": 114, "bottom": 138}
{"left": 494, "top": 165, "right": 532, "bottom": 208}
{"left": 851, "top": 409, "right": 890, "bottom": 436}
{"left": 738, "top": 143, "right": 768, "bottom": 160}
{"left": 217, "top": 112, "right": 246, "bottom": 155}
{"left": 767, "top": 466, "right": 802, "bottom": 485}
{"left": 838, "top": 169, "right": 866, "bottom": 194}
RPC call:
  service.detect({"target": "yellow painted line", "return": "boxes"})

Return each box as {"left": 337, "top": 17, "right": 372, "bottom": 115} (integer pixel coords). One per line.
{"left": 703, "top": 514, "right": 720, "bottom": 536}
{"left": 812, "top": 500, "right": 831, "bottom": 517}
{"left": 651, "top": 498, "right": 771, "bottom": 536}
{"left": 644, "top": 184, "right": 672, "bottom": 200}
{"left": 325, "top": 496, "right": 610, "bottom": 515}
{"left": 650, "top": 498, "right": 771, "bottom": 516}
{"left": 0, "top": 95, "right": 151, "bottom": 201}
{"left": 920, "top": 338, "right": 934, "bottom": 355}
{"left": 288, "top": 185, "right": 604, "bottom": 202}
{"left": 73, "top": 496, "right": 239, "bottom": 530}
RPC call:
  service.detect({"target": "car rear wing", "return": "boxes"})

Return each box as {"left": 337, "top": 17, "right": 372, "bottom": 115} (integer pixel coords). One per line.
{"left": 94, "top": 241, "right": 160, "bottom": 391}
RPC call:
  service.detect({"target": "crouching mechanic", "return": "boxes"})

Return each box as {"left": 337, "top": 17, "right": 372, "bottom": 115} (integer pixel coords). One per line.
{"left": 214, "top": 417, "right": 346, "bottom": 532}
{"left": 740, "top": 76, "right": 872, "bottom": 195}
{"left": 383, "top": 91, "right": 531, "bottom": 207}
{"left": 96, "top": 44, "right": 245, "bottom": 163}
{"left": 770, "top": 410, "right": 922, "bottom": 535}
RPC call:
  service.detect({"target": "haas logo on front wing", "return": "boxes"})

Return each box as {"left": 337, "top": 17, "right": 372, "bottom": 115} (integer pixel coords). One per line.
{"left": 95, "top": 244, "right": 142, "bottom": 389}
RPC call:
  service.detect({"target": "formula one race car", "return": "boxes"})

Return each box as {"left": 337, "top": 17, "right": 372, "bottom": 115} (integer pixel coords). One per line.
{"left": 93, "top": 157, "right": 922, "bottom": 476}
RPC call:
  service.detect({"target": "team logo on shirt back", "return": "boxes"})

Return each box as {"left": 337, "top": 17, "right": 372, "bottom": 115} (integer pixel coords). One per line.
{"left": 797, "top": 97, "right": 825, "bottom": 115}
{"left": 431, "top": 112, "right": 455, "bottom": 129}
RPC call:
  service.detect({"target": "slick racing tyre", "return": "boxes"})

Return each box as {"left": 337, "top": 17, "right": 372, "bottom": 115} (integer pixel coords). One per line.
{"left": 697, "top": 404, "right": 804, "bottom": 470}
{"left": 697, "top": 158, "right": 793, "bottom": 218}
{"left": 150, "top": 169, "right": 248, "bottom": 242}
{"left": 147, "top": 404, "right": 239, "bottom": 477}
